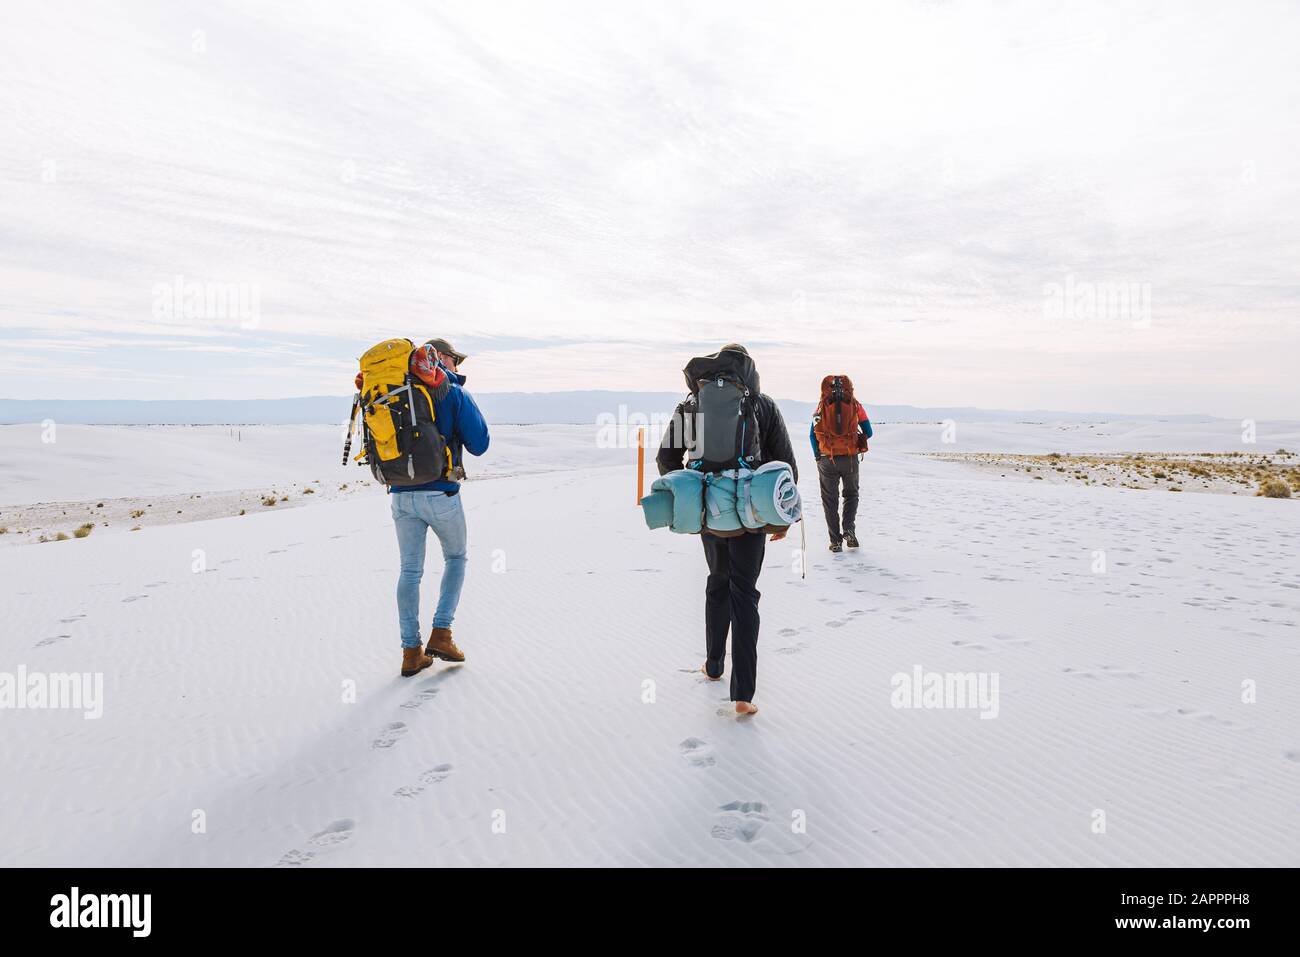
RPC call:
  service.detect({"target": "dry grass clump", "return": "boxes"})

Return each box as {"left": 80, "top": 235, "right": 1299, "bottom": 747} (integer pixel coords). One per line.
{"left": 73, "top": 523, "right": 94, "bottom": 538}
{"left": 931, "top": 450, "right": 1299, "bottom": 499}
{"left": 1259, "top": 478, "right": 1292, "bottom": 499}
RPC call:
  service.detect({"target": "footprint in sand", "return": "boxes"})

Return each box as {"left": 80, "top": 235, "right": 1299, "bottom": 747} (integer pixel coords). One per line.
{"left": 394, "top": 764, "right": 455, "bottom": 797}
{"left": 144, "top": 581, "right": 168, "bottom": 589}
{"left": 679, "top": 666, "right": 723, "bottom": 685}
{"left": 826, "top": 620, "right": 846, "bottom": 629}
{"left": 35, "top": 634, "right": 71, "bottom": 648}
{"left": 371, "top": 722, "right": 408, "bottom": 749}
{"left": 711, "top": 801, "right": 769, "bottom": 843}
{"left": 1063, "top": 665, "right": 1141, "bottom": 679}
{"left": 309, "top": 819, "right": 355, "bottom": 847}
{"left": 778, "top": 627, "right": 800, "bottom": 637}
{"left": 58, "top": 614, "right": 86, "bottom": 624}
{"left": 1172, "top": 708, "right": 1248, "bottom": 731}
{"left": 275, "top": 819, "right": 356, "bottom": 866}
{"left": 992, "top": 633, "right": 1031, "bottom": 646}
{"left": 419, "top": 764, "right": 454, "bottom": 785}
{"left": 400, "top": 687, "right": 440, "bottom": 710}
{"left": 121, "top": 595, "right": 149, "bottom": 603}
{"left": 679, "top": 738, "right": 716, "bottom": 768}
{"left": 1283, "top": 751, "right": 1300, "bottom": 763}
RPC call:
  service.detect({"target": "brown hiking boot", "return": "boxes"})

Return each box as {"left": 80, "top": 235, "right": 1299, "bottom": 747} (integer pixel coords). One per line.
{"left": 425, "top": 627, "right": 465, "bottom": 662}
{"left": 401, "top": 646, "right": 435, "bottom": 677}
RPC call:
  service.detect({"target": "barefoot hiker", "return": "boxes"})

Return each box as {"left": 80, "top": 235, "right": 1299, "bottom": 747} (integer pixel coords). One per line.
{"left": 654, "top": 345, "right": 799, "bottom": 715}
{"left": 810, "top": 375, "right": 872, "bottom": 553}
{"left": 345, "top": 337, "right": 489, "bottom": 676}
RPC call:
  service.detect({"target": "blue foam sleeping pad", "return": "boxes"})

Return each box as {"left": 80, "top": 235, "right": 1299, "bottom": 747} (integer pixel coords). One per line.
{"left": 641, "top": 463, "right": 801, "bottom": 534}
{"left": 639, "top": 488, "right": 675, "bottom": 530}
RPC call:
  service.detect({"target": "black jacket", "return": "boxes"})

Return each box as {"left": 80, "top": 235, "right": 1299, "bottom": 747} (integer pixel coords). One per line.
{"left": 656, "top": 392, "right": 799, "bottom": 482}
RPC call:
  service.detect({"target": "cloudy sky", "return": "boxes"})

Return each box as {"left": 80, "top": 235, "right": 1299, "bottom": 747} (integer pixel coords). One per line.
{"left": 2, "top": 0, "right": 1298, "bottom": 416}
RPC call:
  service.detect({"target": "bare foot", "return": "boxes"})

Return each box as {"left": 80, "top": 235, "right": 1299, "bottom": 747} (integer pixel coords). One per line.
{"left": 734, "top": 701, "right": 758, "bottom": 715}
{"left": 701, "top": 664, "right": 721, "bottom": 681}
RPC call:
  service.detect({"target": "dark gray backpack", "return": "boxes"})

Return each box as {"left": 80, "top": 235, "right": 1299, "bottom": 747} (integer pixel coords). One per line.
{"left": 682, "top": 349, "right": 761, "bottom": 473}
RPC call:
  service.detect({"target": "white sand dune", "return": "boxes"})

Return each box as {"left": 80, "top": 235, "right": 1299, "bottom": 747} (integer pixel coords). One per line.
{"left": 2, "top": 423, "right": 1298, "bottom": 866}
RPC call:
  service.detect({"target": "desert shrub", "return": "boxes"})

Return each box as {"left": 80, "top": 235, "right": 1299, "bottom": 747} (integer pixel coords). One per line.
{"left": 0, "top": 526, "right": 7, "bottom": 535}
{"left": 302, "top": 487, "right": 315, "bottom": 495}
{"left": 1259, "top": 478, "right": 1292, "bottom": 499}
{"left": 73, "top": 523, "right": 94, "bottom": 538}
{"left": 55, "top": 532, "right": 70, "bottom": 541}
{"left": 130, "top": 509, "right": 145, "bottom": 519}
{"left": 262, "top": 496, "right": 277, "bottom": 507}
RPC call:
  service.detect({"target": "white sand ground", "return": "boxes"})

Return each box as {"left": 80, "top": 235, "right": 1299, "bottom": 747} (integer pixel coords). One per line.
{"left": 2, "top": 421, "right": 1299, "bottom": 866}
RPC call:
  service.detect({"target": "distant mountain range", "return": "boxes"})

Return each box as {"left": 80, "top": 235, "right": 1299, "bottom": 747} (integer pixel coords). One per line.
{"left": 0, "top": 393, "right": 1228, "bottom": 426}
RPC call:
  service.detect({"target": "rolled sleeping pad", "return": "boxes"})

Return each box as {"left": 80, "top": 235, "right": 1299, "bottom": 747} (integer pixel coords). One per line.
{"left": 743, "top": 461, "right": 802, "bottom": 527}
{"left": 645, "top": 470, "right": 704, "bottom": 534}
{"left": 643, "top": 464, "right": 800, "bottom": 534}
{"left": 703, "top": 474, "right": 744, "bottom": 533}
{"left": 640, "top": 488, "right": 675, "bottom": 530}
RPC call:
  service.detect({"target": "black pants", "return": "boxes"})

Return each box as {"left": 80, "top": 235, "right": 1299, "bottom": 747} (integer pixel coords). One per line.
{"left": 818, "top": 454, "right": 860, "bottom": 543}
{"left": 701, "top": 531, "right": 766, "bottom": 703}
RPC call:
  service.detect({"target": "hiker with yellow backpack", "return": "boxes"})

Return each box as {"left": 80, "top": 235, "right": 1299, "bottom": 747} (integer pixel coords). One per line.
{"left": 810, "top": 375, "right": 872, "bottom": 553}
{"left": 345, "top": 337, "right": 490, "bottom": 676}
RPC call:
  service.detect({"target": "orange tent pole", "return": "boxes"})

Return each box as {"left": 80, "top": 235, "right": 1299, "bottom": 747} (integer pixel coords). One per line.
{"left": 636, "top": 427, "right": 646, "bottom": 505}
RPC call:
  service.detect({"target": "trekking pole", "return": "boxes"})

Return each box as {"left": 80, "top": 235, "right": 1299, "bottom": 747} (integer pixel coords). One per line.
{"left": 800, "top": 518, "right": 807, "bottom": 579}
{"left": 342, "top": 393, "right": 360, "bottom": 465}
{"left": 635, "top": 426, "right": 646, "bottom": 505}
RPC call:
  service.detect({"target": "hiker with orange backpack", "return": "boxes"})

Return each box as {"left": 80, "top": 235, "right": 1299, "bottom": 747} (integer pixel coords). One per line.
{"left": 810, "top": 375, "right": 872, "bottom": 553}
{"left": 347, "top": 337, "right": 489, "bottom": 676}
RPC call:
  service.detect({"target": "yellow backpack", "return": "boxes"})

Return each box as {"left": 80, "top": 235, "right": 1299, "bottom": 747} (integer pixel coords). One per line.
{"left": 343, "top": 338, "right": 452, "bottom": 486}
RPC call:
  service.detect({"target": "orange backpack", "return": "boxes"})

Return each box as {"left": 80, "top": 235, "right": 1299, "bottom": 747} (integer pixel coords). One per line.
{"left": 813, "top": 375, "right": 865, "bottom": 456}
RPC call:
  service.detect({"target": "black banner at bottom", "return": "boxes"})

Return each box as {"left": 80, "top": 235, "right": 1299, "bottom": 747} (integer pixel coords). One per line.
{"left": 0, "top": 866, "right": 1277, "bottom": 943}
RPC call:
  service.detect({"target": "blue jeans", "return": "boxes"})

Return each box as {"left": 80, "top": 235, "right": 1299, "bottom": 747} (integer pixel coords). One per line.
{"left": 391, "top": 491, "right": 468, "bottom": 649}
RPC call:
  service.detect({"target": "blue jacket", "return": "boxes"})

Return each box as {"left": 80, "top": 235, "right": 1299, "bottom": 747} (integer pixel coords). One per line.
{"left": 390, "top": 369, "right": 490, "bottom": 493}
